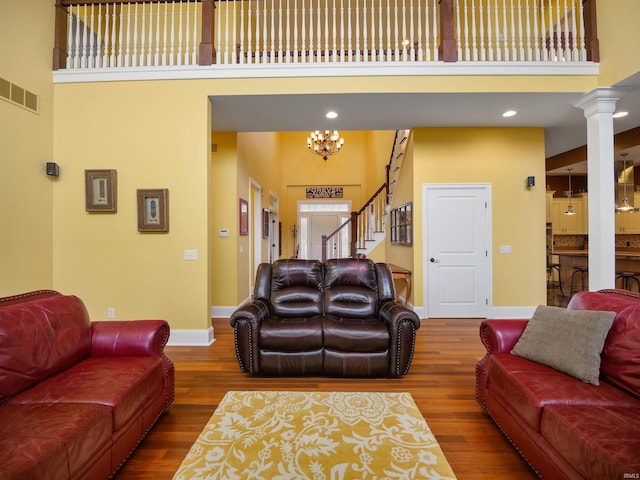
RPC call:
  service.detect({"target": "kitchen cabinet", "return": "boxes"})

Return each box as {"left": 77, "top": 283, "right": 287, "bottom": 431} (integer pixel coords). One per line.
{"left": 551, "top": 197, "right": 585, "bottom": 234}
{"left": 546, "top": 191, "right": 554, "bottom": 222}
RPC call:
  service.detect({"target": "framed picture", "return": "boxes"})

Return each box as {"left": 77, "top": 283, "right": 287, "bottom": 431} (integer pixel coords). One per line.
{"left": 390, "top": 202, "right": 412, "bottom": 246}
{"left": 137, "top": 189, "right": 169, "bottom": 232}
{"left": 85, "top": 169, "right": 117, "bottom": 212}
{"left": 262, "top": 209, "right": 270, "bottom": 238}
{"left": 239, "top": 198, "right": 249, "bottom": 236}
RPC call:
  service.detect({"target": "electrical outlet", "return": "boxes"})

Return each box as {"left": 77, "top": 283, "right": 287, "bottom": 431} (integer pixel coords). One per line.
{"left": 184, "top": 249, "right": 199, "bottom": 260}
{"left": 107, "top": 308, "right": 115, "bottom": 319}
{"left": 499, "top": 245, "right": 512, "bottom": 254}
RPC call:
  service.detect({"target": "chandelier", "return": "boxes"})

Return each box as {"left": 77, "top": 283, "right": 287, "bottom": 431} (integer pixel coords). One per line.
{"left": 307, "top": 130, "right": 344, "bottom": 161}
{"left": 617, "top": 152, "right": 634, "bottom": 213}
{"left": 564, "top": 168, "right": 577, "bottom": 215}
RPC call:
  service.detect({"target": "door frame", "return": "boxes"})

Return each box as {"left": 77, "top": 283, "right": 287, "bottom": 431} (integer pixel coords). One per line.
{"left": 422, "top": 183, "right": 493, "bottom": 319}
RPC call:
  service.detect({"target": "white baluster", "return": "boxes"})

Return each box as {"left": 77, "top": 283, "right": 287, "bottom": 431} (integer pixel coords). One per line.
{"left": 509, "top": 0, "right": 516, "bottom": 61}
{"left": 516, "top": 0, "right": 524, "bottom": 61}
{"left": 215, "top": 0, "right": 221, "bottom": 64}
{"left": 192, "top": 0, "right": 197, "bottom": 64}
{"left": 354, "top": 0, "right": 360, "bottom": 62}
{"left": 501, "top": 0, "right": 508, "bottom": 60}
{"left": 540, "top": 0, "right": 547, "bottom": 60}
{"left": 291, "top": 0, "right": 297, "bottom": 63}
{"left": 116, "top": 4, "right": 123, "bottom": 66}
{"left": 324, "top": 0, "right": 329, "bottom": 61}
{"left": 486, "top": 0, "right": 493, "bottom": 61}
{"left": 417, "top": 0, "right": 424, "bottom": 61}
{"left": 432, "top": 0, "right": 437, "bottom": 60}
{"left": 111, "top": 5, "right": 117, "bottom": 66}
{"left": 370, "top": 0, "right": 376, "bottom": 62}
{"left": 300, "top": 0, "right": 306, "bottom": 63}
{"left": 385, "top": 0, "right": 391, "bottom": 60}
{"left": 177, "top": 1, "right": 183, "bottom": 65}
{"left": 139, "top": 3, "right": 146, "bottom": 66}
{"left": 455, "top": 0, "right": 462, "bottom": 61}
{"left": 183, "top": 1, "right": 190, "bottom": 64}
{"left": 339, "top": 0, "right": 345, "bottom": 62}
{"left": 570, "top": 0, "right": 578, "bottom": 61}
{"left": 235, "top": 0, "right": 242, "bottom": 64}
{"left": 132, "top": 3, "right": 139, "bottom": 67}
{"left": 547, "top": 0, "right": 554, "bottom": 60}
{"left": 154, "top": 2, "right": 161, "bottom": 65}
{"left": 331, "top": 0, "right": 344, "bottom": 62}
{"left": 316, "top": 0, "right": 321, "bottom": 62}
{"left": 578, "top": 0, "right": 586, "bottom": 61}
{"left": 555, "top": 0, "right": 561, "bottom": 60}
{"left": 255, "top": 0, "right": 261, "bottom": 63}
{"left": 233, "top": 0, "right": 238, "bottom": 65}
{"left": 463, "top": 0, "right": 470, "bottom": 60}
{"left": 80, "top": 5, "right": 88, "bottom": 69}
{"left": 88, "top": 4, "right": 95, "bottom": 68}
{"left": 408, "top": 0, "right": 414, "bottom": 61}
{"left": 393, "top": 0, "right": 399, "bottom": 61}
{"left": 224, "top": 0, "right": 229, "bottom": 64}
{"left": 247, "top": 0, "right": 253, "bottom": 64}
{"left": 103, "top": 4, "right": 110, "bottom": 67}
{"left": 66, "top": 6, "right": 73, "bottom": 68}
{"left": 471, "top": 0, "right": 478, "bottom": 61}
{"left": 123, "top": 3, "right": 131, "bottom": 67}
{"left": 525, "top": 0, "right": 532, "bottom": 61}
{"left": 493, "top": 0, "right": 500, "bottom": 61}
{"left": 532, "top": 0, "right": 540, "bottom": 61}
{"left": 73, "top": 5, "right": 81, "bottom": 68}
{"left": 563, "top": 0, "right": 571, "bottom": 61}
{"left": 278, "top": 0, "right": 283, "bottom": 63}
{"left": 96, "top": 4, "right": 103, "bottom": 67}
{"left": 149, "top": 2, "right": 156, "bottom": 66}
{"left": 401, "top": 0, "right": 407, "bottom": 61}
{"left": 362, "top": 0, "right": 369, "bottom": 62}
{"left": 271, "top": 0, "right": 276, "bottom": 62}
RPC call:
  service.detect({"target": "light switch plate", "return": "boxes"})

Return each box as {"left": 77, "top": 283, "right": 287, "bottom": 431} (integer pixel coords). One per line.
{"left": 499, "top": 245, "right": 512, "bottom": 254}
{"left": 184, "top": 249, "right": 199, "bottom": 260}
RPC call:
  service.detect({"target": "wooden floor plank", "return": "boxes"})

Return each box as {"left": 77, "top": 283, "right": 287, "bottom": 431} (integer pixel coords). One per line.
{"left": 114, "top": 318, "right": 537, "bottom": 480}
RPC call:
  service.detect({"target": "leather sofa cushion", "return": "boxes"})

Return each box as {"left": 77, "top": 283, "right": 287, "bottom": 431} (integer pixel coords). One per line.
{"left": 8, "top": 356, "right": 164, "bottom": 430}
{"left": 0, "top": 402, "right": 112, "bottom": 479}
{"left": 568, "top": 291, "right": 640, "bottom": 398}
{"left": 259, "top": 350, "right": 323, "bottom": 375}
{"left": 325, "top": 258, "right": 378, "bottom": 290}
{"left": 271, "top": 287, "right": 323, "bottom": 317}
{"left": 323, "top": 316, "right": 389, "bottom": 352}
{"left": 487, "top": 353, "right": 639, "bottom": 431}
{"left": 542, "top": 405, "right": 640, "bottom": 480}
{"left": 600, "top": 304, "right": 640, "bottom": 399}
{"left": 324, "top": 350, "right": 389, "bottom": 377}
{"left": 0, "top": 295, "right": 91, "bottom": 401}
{"left": 259, "top": 316, "right": 324, "bottom": 350}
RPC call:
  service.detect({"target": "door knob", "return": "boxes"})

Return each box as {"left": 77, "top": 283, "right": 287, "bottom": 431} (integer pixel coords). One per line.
{"left": 430, "top": 257, "right": 439, "bottom": 263}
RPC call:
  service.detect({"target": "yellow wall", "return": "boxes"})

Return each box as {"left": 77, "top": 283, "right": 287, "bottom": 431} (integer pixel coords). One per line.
{"left": 52, "top": 80, "right": 211, "bottom": 329}
{"left": 411, "top": 127, "right": 547, "bottom": 308}
{"left": 596, "top": 0, "right": 640, "bottom": 87}
{"left": 0, "top": 0, "right": 55, "bottom": 295}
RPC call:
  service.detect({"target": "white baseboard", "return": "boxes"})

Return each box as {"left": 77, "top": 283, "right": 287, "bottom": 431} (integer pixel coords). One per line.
{"left": 211, "top": 305, "right": 240, "bottom": 319}
{"left": 168, "top": 326, "right": 215, "bottom": 346}
{"left": 413, "top": 305, "right": 536, "bottom": 320}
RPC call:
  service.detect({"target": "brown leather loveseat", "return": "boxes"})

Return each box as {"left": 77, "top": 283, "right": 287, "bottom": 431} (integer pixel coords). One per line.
{"left": 230, "top": 258, "right": 420, "bottom": 377}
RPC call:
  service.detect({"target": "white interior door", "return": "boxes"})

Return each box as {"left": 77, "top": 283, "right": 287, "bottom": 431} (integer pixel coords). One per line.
{"left": 424, "top": 184, "right": 491, "bottom": 318}
{"left": 307, "top": 214, "right": 340, "bottom": 260}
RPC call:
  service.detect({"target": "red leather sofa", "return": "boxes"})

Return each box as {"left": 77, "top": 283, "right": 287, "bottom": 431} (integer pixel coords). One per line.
{"left": 476, "top": 289, "right": 640, "bottom": 479}
{"left": 0, "top": 290, "right": 175, "bottom": 480}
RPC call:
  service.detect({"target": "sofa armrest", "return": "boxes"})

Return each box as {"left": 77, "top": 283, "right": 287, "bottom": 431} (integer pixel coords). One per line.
{"left": 379, "top": 301, "right": 421, "bottom": 376}
{"left": 476, "top": 319, "right": 528, "bottom": 408}
{"left": 479, "top": 319, "right": 528, "bottom": 354}
{"left": 91, "top": 319, "right": 175, "bottom": 408}
{"left": 91, "top": 320, "right": 170, "bottom": 357}
{"left": 230, "top": 300, "right": 270, "bottom": 373}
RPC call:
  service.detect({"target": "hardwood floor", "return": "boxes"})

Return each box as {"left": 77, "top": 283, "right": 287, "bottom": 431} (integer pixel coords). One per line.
{"left": 114, "top": 318, "right": 537, "bottom": 480}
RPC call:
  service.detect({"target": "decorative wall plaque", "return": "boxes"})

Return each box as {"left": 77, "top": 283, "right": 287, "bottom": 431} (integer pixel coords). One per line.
{"left": 306, "top": 186, "right": 344, "bottom": 198}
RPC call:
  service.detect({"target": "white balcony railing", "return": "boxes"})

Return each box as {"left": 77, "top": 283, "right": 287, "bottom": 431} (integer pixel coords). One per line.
{"left": 57, "top": 0, "right": 594, "bottom": 71}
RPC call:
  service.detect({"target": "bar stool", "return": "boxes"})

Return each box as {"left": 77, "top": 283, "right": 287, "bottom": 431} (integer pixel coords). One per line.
{"left": 615, "top": 271, "right": 640, "bottom": 292}
{"left": 570, "top": 266, "right": 589, "bottom": 295}
{"left": 547, "top": 263, "right": 564, "bottom": 297}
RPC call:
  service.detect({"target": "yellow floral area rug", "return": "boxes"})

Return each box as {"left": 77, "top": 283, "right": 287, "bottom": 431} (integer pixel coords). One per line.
{"left": 173, "top": 390, "right": 457, "bottom": 480}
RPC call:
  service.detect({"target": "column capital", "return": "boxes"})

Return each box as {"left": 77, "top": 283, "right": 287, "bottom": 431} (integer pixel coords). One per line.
{"left": 573, "top": 87, "right": 630, "bottom": 117}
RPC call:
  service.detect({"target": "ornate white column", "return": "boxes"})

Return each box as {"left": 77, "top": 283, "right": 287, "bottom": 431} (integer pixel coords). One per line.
{"left": 573, "top": 88, "right": 626, "bottom": 291}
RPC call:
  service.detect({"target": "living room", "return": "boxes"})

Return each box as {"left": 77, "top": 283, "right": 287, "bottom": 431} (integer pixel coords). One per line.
{"left": 2, "top": 1, "right": 640, "bottom": 478}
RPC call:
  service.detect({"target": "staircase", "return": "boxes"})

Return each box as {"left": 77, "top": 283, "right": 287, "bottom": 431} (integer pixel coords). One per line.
{"left": 321, "top": 129, "right": 410, "bottom": 261}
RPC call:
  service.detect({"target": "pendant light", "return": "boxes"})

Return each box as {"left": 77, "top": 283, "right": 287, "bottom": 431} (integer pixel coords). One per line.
{"left": 617, "top": 153, "right": 634, "bottom": 213}
{"left": 565, "top": 168, "right": 577, "bottom": 216}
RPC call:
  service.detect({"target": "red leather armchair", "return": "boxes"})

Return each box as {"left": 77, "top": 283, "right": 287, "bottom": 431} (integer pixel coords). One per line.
{"left": 230, "top": 258, "right": 420, "bottom": 377}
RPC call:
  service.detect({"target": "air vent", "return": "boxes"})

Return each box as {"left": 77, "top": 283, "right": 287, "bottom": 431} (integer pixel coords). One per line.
{"left": 0, "top": 77, "right": 39, "bottom": 113}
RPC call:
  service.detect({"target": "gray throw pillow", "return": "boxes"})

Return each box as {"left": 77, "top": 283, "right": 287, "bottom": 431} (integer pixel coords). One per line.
{"left": 511, "top": 305, "right": 616, "bottom": 386}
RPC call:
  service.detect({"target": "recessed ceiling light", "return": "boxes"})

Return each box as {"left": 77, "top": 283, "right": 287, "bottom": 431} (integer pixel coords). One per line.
{"left": 502, "top": 110, "right": 517, "bottom": 118}
{"left": 326, "top": 111, "right": 338, "bottom": 119}
{"left": 613, "top": 111, "right": 629, "bottom": 119}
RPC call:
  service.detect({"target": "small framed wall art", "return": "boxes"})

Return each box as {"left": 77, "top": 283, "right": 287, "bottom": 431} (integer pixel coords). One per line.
{"left": 137, "top": 189, "right": 169, "bottom": 232}
{"left": 239, "top": 198, "right": 249, "bottom": 236}
{"left": 85, "top": 169, "right": 117, "bottom": 212}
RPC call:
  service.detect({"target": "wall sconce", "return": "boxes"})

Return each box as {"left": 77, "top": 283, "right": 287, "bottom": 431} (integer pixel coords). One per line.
{"left": 526, "top": 176, "right": 535, "bottom": 188}
{"left": 46, "top": 162, "right": 59, "bottom": 177}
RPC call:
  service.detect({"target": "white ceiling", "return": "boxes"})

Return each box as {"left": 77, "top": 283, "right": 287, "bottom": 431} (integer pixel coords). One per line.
{"left": 209, "top": 73, "right": 640, "bottom": 164}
